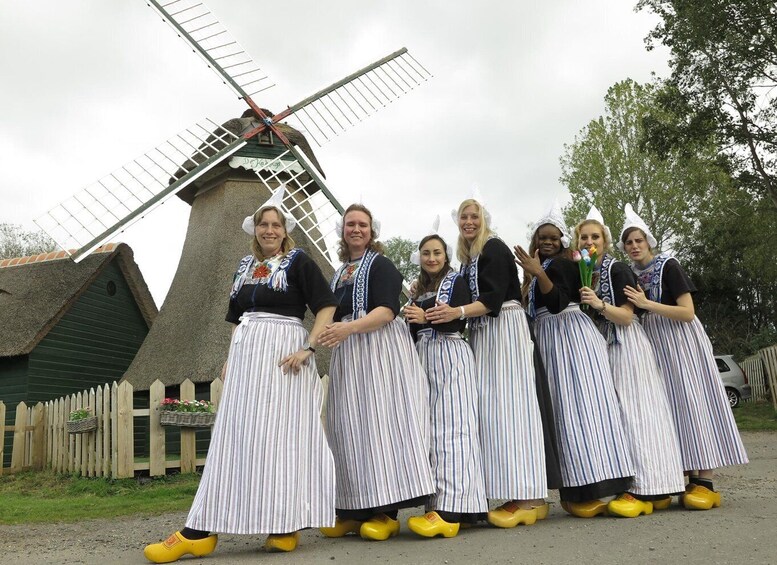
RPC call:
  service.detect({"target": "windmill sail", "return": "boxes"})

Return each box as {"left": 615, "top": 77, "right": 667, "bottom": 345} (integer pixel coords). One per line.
{"left": 35, "top": 120, "right": 244, "bottom": 262}
{"left": 145, "top": 0, "right": 274, "bottom": 100}
{"left": 276, "top": 48, "right": 432, "bottom": 146}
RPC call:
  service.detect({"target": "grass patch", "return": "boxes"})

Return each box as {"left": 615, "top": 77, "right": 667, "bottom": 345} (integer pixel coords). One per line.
{"left": 0, "top": 472, "right": 201, "bottom": 525}
{"left": 734, "top": 401, "right": 777, "bottom": 431}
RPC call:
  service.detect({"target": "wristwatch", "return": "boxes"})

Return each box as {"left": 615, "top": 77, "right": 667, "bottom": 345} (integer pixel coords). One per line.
{"left": 304, "top": 341, "right": 316, "bottom": 353}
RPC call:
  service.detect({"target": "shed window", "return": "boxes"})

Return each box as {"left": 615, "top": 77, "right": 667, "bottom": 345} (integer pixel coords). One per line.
{"left": 106, "top": 281, "right": 117, "bottom": 296}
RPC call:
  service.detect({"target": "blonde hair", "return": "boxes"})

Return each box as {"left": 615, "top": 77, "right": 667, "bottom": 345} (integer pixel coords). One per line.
{"left": 336, "top": 203, "right": 385, "bottom": 262}
{"left": 456, "top": 199, "right": 494, "bottom": 264}
{"left": 572, "top": 219, "right": 612, "bottom": 254}
{"left": 250, "top": 206, "right": 296, "bottom": 260}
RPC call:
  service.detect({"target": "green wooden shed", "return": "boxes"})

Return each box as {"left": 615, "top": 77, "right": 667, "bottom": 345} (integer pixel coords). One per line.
{"left": 0, "top": 243, "right": 157, "bottom": 465}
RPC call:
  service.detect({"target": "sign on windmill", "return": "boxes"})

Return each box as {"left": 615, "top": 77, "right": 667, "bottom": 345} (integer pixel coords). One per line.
{"left": 33, "top": 0, "right": 431, "bottom": 389}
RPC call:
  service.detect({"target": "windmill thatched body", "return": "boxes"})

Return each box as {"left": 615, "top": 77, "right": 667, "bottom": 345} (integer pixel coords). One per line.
{"left": 122, "top": 119, "right": 333, "bottom": 389}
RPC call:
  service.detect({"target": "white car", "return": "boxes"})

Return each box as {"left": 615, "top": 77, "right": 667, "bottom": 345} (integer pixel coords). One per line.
{"left": 715, "top": 355, "right": 752, "bottom": 408}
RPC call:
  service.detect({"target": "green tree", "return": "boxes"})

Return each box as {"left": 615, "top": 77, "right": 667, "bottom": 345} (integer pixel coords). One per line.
{"left": 559, "top": 78, "right": 728, "bottom": 248}
{"left": 637, "top": 0, "right": 777, "bottom": 208}
{"left": 676, "top": 185, "right": 777, "bottom": 358}
{"left": 383, "top": 236, "right": 419, "bottom": 282}
{"left": 0, "top": 223, "right": 57, "bottom": 259}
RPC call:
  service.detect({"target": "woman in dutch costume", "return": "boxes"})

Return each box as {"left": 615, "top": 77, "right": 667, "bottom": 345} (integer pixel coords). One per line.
{"left": 404, "top": 225, "right": 488, "bottom": 538}
{"left": 573, "top": 206, "right": 685, "bottom": 517}
{"left": 318, "top": 203, "right": 434, "bottom": 541}
{"left": 515, "top": 200, "right": 634, "bottom": 518}
{"left": 425, "top": 196, "right": 553, "bottom": 527}
{"left": 618, "top": 204, "right": 748, "bottom": 510}
{"left": 144, "top": 188, "right": 338, "bottom": 563}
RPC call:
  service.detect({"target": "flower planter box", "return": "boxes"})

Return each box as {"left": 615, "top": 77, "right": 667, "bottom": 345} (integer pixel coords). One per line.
{"left": 160, "top": 411, "right": 216, "bottom": 428}
{"left": 66, "top": 416, "right": 98, "bottom": 434}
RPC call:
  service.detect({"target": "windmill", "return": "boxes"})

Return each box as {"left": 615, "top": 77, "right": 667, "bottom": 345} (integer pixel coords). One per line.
{"left": 34, "top": 0, "right": 430, "bottom": 388}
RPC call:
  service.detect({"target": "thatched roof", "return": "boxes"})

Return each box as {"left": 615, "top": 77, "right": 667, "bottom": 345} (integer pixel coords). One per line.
{"left": 0, "top": 243, "right": 158, "bottom": 357}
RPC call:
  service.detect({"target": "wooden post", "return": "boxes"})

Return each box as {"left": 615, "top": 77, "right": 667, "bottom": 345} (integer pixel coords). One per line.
{"left": 87, "top": 388, "right": 97, "bottom": 477}
{"left": 10, "top": 402, "right": 28, "bottom": 473}
{"left": 0, "top": 401, "right": 5, "bottom": 476}
{"left": 52, "top": 399, "right": 60, "bottom": 473}
{"left": 149, "top": 380, "right": 166, "bottom": 477}
{"left": 75, "top": 392, "right": 84, "bottom": 475}
{"left": 65, "top": 394, "right": 74, "bottom": 473}
{"left": 762, "top": 345, "right": 777, "bottom": 411}
{"left": 31, "top": 403, "right": 45, "bottom": 471}
{"left": 45, "top": 401, "right": 53, "bottom": 470}
{"left": 111, "top": 382, "right": 118, "bottom": 478}
{"left": 210, "top": 378, "right": 223, "bottom": 409}
{"left": 180, "top": 379, "right": 196, "bottom": 474}
{"left": 102, "top": 384, "right": 111, "bottom": 477}
{"left": 116, "top": 381, "right": 134, "bottom": 478}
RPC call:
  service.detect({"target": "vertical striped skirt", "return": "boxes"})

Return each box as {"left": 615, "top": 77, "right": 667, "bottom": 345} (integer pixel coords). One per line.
{"left": 642, "top": 313, "right": 748, "bottom": 470}
{"left": 469, "top": 303, "right": 547, "bottom": 500}
{"left": 416, "top": 330, "right": 488, "bottom": 515}
{"left": 186, "top": 313, "right": 336, "bottom": 534}
{"left": 326, "top": 317, "right": 435, "bottom": 510}
{"left": 608, "top": 320, "right": 685, "bottom": 496}
{"left": 534, "top": 305, "right": 634, "bottom": 490}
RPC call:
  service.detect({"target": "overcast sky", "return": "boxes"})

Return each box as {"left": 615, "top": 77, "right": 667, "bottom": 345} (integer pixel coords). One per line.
{"left": 0, "top": 0, "right": 669, "bottom": 304}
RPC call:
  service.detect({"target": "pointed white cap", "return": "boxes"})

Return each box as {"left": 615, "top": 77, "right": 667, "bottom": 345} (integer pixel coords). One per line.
{"left": 531, "top": 199, "right": 571, "bottom": 248}
{"left": 585, "top": 204, "right": 612, "bottom": 245}
{"left": 616, "top": 203, "right": 657, "bottom": 252}
{"left": 242, "top": 185, "right": 298, "bottom": 235}
{"left": 451, "top": 185, "right": 492, "bottom": 228}
{"left": 410, "top": 214, "right": 454, "bottom": 265}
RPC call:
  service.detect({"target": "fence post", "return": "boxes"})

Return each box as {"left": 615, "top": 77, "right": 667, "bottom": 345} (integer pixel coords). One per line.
{"left": 210, "top": 378, "right": 223, "bottom": 409}
{"left": 180, "top": 379, "right": 196, "bottom": 474}
{"left": 102, "top": 384, "right": 111, "bottom": 477}
{"left": 116, "top": 381, "right": 134, "bottom": 478}
{"left": 0, "top": 401, "right": 5, "bottom": 476}
{"left": 763, "top": 346, "right": 777, "bottom": 410}
{"left": 10, "top": 401, "right": 28, "bottom": 473}
{"left": 149, "top": 380, "right": 166, "bottom": 477}
{"left": 31, "top": 403, "right": 45, "bottom": 470}
{"left": 86, "top": 388, "right": 96, "bottom": 477}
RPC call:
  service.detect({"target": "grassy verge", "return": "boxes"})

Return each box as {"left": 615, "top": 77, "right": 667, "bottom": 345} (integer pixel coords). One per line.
{"left": 0, "top": 472, "right": 201, "bottom": 525}
{"left": 734, "top": 401, "right": 777, "bottom": 431}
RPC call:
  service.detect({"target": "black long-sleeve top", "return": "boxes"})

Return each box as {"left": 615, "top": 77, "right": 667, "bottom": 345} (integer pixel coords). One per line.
{"left": 474, "top": 238, "right": 521, "bottom": 317}
{"left": 333, "top": 254, "right": 403, "bottom": 320}
{"left": 407, "top": 275, "right": 470, "bottom": 342}
{"left": 534, "top": 256, "right": 580, "bottom": 314}
{"left": 226, "top": 251, "right": 336, "bottom": 324}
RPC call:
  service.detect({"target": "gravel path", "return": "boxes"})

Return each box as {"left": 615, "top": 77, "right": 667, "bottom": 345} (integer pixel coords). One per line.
{"left": 2, "top": 430, "right": 775, "bottom": 565}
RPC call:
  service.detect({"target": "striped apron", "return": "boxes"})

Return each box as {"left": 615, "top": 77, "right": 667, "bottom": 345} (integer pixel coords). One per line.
{"left": 326, "top": 316, "right": 435, "bottom": 510}
{"left": 641, "top": 313, "right": 749, "bottom": 470}
{"left": 534, "top": 304, "right": 634, "bottom": 489}
{"left": 186, "top": 312, "right": 336, "bottom": 534}
{"left": 469, "top": 301, "right": 547, "bottom": 500}
{"left": 608, "top": 318, "right": 685, "bottom": 495}
{"left": 416, "top": 328, "right": 488, "bottom": 514}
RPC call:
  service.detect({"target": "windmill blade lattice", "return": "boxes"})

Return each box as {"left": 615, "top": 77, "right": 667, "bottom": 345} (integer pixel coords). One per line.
{"left": 250, "top": 149, "right": 345, "bottom": 268}
{"left": 35, "top": 120, "right": 244, "bottom": 262}
{"left": 279, "top": 48, "right": 432, "bottom": 146}
{"left": 146, "top": 0, "right": 274, "bottom": 99}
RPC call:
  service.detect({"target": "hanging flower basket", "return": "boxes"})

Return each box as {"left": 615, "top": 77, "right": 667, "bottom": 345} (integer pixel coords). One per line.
{"left": 66, "top": 415, "right": 98, "bottom": 434}
{"left": 160, "top": 411, "right": 216, "bottom": 428}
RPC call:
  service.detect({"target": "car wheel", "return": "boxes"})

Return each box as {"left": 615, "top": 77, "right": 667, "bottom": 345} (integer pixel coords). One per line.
{"left": 726, "top": 387, "right": 740, "bottom": 409}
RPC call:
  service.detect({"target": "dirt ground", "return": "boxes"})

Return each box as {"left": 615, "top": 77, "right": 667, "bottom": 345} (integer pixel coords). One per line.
{"left": 1, "top": 430, "right": 775, "bottom": 565}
